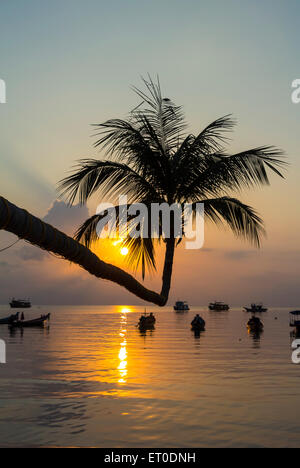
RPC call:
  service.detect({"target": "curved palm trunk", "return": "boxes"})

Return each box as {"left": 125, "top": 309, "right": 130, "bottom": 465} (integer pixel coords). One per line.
{"left": 160, "top": 238, "right": 176, "bottom": 300}
{"left": 0, "top": 196, "right": 171, "bottom": 306}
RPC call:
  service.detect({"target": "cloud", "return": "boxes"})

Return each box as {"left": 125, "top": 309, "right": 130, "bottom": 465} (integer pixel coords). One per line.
{"left": 16, "top": 200, "right": 89, "bottom": 262}
{"left": 43, "top": 200, "right": 89, "bottom": 236}
{"left": 223, "top": 249, "right": 258, "bottom": 260}
{"left": 0, "top": 260, "right": 19, "bottom": 271}
{"left": 17, "top": 244, "right": 46, "bottom": 261}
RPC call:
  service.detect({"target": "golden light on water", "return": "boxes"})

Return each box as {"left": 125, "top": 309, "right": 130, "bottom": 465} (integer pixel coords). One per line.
{"left": 119, "top": 306, "right": 131, "bottom": 314}
{"left": 118, "top": 308, "right": 129, "bottom": 384}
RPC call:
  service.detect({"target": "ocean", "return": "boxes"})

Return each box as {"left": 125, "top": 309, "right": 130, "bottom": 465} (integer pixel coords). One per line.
{"left": 0, "top": 304, "right": 299, "bottom": 448}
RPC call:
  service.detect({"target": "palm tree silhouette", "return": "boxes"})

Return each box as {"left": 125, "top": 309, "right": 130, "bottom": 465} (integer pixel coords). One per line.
{"left": 58, "top": 76, "right": 286, "bottom": 304}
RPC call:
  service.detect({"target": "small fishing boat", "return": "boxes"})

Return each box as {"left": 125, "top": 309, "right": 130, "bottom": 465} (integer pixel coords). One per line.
{"left": 9, "top": 298, "right": 31, "bottom": 309}
{"left": 174, "top": 301, "right": 190, "bottom": 311}
{"left": 191, "top": 323, "right": 206, "bottom": 332}
{"left": 191, "top": 314, "right": 206, "bottom": 332}
{"left": 290, "top": 311, "right": 300, "bottom": 334}
{"left": 138, "top": 313, "right": 156, "bottom": 330}
{"left": 0, "top": 312, "right": 19, "bottom": 324}
{"left": 209, "top": 301, "right": 230, "bottom": 311}
{"left": 10, "top": 313, "right": 50, "bottom": 328}
{"left": 247, "top": 316, "right": 264, "bottom": 332}
{"left": 244, "top": 303, "right": 268, "bottom": 313}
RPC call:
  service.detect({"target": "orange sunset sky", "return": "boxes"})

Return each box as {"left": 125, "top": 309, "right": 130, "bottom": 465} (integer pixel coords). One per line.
{"left": 0, "top": 0, "right": 299, "bottom": 306}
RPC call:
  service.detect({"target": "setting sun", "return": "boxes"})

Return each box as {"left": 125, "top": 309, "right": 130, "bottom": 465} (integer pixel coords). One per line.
{"left": 120, "top": 247, "right": 129, "bottom": 256}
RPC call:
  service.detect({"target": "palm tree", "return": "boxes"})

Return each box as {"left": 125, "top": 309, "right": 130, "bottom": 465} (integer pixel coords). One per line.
{"left": 0, "top": 196, "right": 163, "bottom": 304}
{"left": 58, "top": 76, "right": 286, "bottom": 304}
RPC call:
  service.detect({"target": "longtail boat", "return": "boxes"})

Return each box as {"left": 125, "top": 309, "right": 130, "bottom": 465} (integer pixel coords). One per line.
{"left": 10, "top": 313, "right": 50, "bottom": 328}
{"left": 191, "top": 315, "right": 206, "bottom": 332}
{"left": 138, "top": 313, "right": 156, "bottom": 330}
{"left": 247, "top": 316, "right": 264, "bottom": 332}
{"left": 0, "top": 312, "right": 19, "bottom": 324}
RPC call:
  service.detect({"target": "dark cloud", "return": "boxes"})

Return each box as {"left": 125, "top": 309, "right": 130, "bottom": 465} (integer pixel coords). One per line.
{"left": 0, "top": 260, "right": 19, "bottom": 271}
{"left": 43, "top": 200, "right": 89, "bottom": 236}
{"left": 223, "top": 250, "right": 258, "bottom": 260}
{"left": 16, "top": 200, "right": 89, "bottom": 262}
{"left": 17, "top": 244, "right": 46, "bottom": 261}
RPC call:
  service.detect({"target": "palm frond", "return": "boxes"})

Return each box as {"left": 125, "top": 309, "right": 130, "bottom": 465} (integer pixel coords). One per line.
{"left": 57, "top": 159, "right": 157, "bottom": 205}
{"left": 131, "top": 75, "right": 187, "bottom": 153}
{"left": 74, "top": 214, "right": 103, "bottom": 247}
{"left": 191, "top": 115, "right": 235, "bottom": 154}
{"left": 74, "top": 203, "right": 137, "bottom": 247}
{"left": 172, "top": 116, "right": 235, "bottom": 200}
{"left": 194, "top": 197, "right": 265, "bottom": 247}
{"left": 74, "top": 199, "right": 161, "bottom": 278}
{"left": 117, "top": 198, "right": 163, "bottom": 277}
{"left": 92, "top": 119, "right": 168, "bottom": 194}
{"left": 182, "top": 146, "right": 286, "bottom": 201}
{"left": 121, "top": 236, "right": 157, "bottom": 279}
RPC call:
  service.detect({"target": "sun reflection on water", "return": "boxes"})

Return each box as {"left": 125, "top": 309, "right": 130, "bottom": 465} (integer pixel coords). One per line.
{"left": 117, "top": 307, "right": 131, "bottom": 384}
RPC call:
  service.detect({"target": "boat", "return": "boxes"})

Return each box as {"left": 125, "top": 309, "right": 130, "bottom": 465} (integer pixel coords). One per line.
{"left": 290, "top": 311, "right": 300, "bottom": 333}
{"left": 209, "top": 301, "right": 229, "bottom": 311}
{"left": 244, "top": 303, "right": 268, "bottom": 313}
{"left": 191, "top": 323, "right": 206, "bottom": 332}
{"left": 138, "top": 313, "right": 156, "bottom": 330}
{"left": 174, "top": 301, "right": 190, "bottom": 311}
{"left": 0, "top": 312, "right": 19, "bottom": 324}
{"left": 10, "top": 313, "right": 50, "bottom": 328}
{"left": 191, "top": 315, "right": 206, "bottom": 332}
{"left": 247, "top": 316, "right": 264, "bottom": 332}
{"left": 9, "top": 298, "right": 31, "bottom": 308}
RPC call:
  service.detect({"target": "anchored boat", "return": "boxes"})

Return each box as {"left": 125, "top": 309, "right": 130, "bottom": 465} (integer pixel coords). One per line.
{"left": 10, "top": 313, "right": 50, "bottom": 328}
{"left": 244, "top": 303, "right": 268, "bottom": 313}
{"left": 9, "top": 298, "right": 31, "bottom": 309}
{"left": 209, "top": 301, "right": 229, "bottom": 311}
{"left": 174, "top": 301, "right": 190, "bottom": 311}
{"left": 0, "top": 312, "right": 19, "bottom": 324}
{"left": 191, "top": 314, "right": 206, "bottom": 332}
{"left": 247, "top": 316, "right": 264, "bottom": 332}
{"left": 138, "top": 313, "right": 156, "bottom": 330}
{"left": 290, "top": 311, "right": 300, "bottom": 334}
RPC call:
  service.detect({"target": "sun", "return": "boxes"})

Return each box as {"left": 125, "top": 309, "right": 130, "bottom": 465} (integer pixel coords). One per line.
{"left": 120, "top": 247, "right": 129, "bottom": 256}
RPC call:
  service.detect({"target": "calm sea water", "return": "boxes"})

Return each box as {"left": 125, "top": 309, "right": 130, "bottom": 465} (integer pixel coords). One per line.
{"left": 0, "top": 304, "right": 300, "bottom": 448}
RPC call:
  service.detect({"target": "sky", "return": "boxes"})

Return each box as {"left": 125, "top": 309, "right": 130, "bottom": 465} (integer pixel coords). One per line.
{"left": 0, "top": 0, "right": 299, "bottom": 306}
